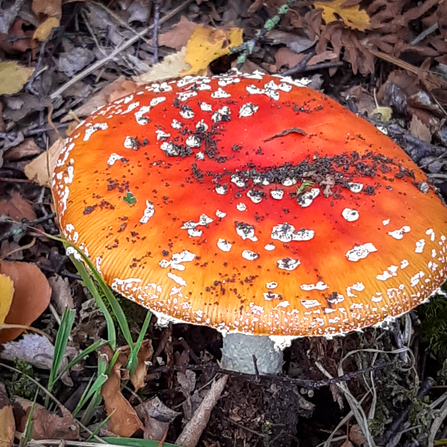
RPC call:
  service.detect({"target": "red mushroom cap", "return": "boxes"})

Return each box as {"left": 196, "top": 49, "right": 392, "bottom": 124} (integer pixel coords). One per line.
{"left": 52, "top": 71, "right": 447, "bottom": 337}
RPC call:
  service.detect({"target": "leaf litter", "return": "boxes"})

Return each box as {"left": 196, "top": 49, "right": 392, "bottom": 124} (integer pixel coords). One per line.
{"left": 1, "top": 0, "right": 447, "bottom": 445}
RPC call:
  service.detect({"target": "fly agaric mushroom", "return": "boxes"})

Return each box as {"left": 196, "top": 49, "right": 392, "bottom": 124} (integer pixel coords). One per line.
{"left": 52, "top": 71, "right": 447, "bottom": 374}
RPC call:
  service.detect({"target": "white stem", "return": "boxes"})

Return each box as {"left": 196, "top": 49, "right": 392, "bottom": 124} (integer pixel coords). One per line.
{"left": 221, "top": 333, "right": 283, "bottom": 374}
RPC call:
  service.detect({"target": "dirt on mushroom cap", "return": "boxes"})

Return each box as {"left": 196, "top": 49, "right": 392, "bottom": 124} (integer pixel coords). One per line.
{"left": 52, "top": 71, "right": 447, "bottom": 337}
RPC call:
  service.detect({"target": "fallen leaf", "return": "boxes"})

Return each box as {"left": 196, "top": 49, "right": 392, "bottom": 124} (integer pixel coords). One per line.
{"left": 0, "top": 383, "right": 14, "bottom": 447}
{"left": 349, "top": 424, "right": 366, "bottom": 446}
{"left": 410, "top": 115, "right": 431, "bottom": 143}
{"left": 314, "top": 0, "right": 370, "bottom": 31}
{"left": 131, "top": 339, "right": 153, "bottom": 392}
{"left": 0, "top": 190, "right": 36, "bottom": 222}
{"left": 159, "top": 16, "right": 199, "bottom": 51}
{"left": 69, "top": 77, "right": 138, "bottom": 119}
{"left": 275, "top": 47, "right": 305, "bottom": 70}
{"left": 101, "top": 355, "right": 143, "bottom": 437}
{"left": 0, "top": 261, "right": 51, "bottom": 344}
{"left": 32, "top": 0, "right": 62, "bottom": 19}
{"left": 0, "top": 333, "right": 76, "bottom": 385}
{"left": 24, "top": 138, "right": 64, "bottom": 187}
{"left": 182, "top": 27, "right": 243, "bottom": 75}
{"left": 0, "top": 275, "right": 14, "bottom": 335}
{"left": 372, "top": 105, "right": 392, "bottom": 122}
{"left": 14, "top": 397, "right": 79, "bottom": 440}
{"left": 33, "top": 16, "right": 59, "bottom": 41}
{"left": 49, "top": 275, "right": 74, "bottom": 314}
{"left": 4, "top": 138, "right": 42, "bottom": 161}
{"left": 136, "top": 48, "right": 191, "bottom": 85}
{"left": 0, "top": 62, "right": 34, "bottom": 96}
{"left": 135, "top": 396, "right": 180, "bottom": 441}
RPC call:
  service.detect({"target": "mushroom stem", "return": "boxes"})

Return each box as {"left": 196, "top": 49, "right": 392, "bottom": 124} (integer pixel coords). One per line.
{"left": 221, "top": 333, "right": 283, "bottom": 374}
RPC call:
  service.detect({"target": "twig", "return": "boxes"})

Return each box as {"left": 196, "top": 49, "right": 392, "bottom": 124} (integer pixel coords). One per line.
{"left": 279, "top": 52, "right": 314, "bottom": 77}
{"left": 152, "top": 0, "right": 161, "bottom": 64}
{"left": 26, "top": 40, "right": 48, "bottom": 95}
{"left": 50, "top": 0, "right": 194, "bottom": 100}
{"left": 150, "top": 360, "right": 392, "bottom": 389}
{"left": 0, "top": 213, "right": 57, "bottom": 243}
{"left": 411, "top": 23, "right": 439, "bottom": 46}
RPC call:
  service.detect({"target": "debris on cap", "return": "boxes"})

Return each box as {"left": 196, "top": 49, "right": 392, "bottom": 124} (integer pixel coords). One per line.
{"left": 52, "top": 71, "right": 447, "bottom": 337}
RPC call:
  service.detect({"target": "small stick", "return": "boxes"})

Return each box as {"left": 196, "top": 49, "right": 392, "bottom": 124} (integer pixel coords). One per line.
{"left": 152, "top": 0, "right": 161, "bottom": 65}
{"left": 50, "top": 0, "right": 194, "bottom": 100}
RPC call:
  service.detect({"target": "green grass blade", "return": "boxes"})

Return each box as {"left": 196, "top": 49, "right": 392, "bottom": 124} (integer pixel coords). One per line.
{"left": 71, "top": 256, "right": 117, "bottom": 350}
{"left": 127, "top": 309, "right": 152, "bottom": 375}
{"left": 48, "top": 308, "right": 75, "bottom": 394}
{"left": 57, "top": 339, "right": 108, "bottom": 382}
{"left": 100, "top": 437, "right": 181, "bottom": 447}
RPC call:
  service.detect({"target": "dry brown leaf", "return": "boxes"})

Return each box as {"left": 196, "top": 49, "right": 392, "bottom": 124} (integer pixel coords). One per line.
{"left": 101, "top": 356, "right": 143, "bottom": 437}
{"left": 32, "top": 0, "right": 62, "bottom": 19}
{"left": 0, "top": 62, "right": 34, "bottom": 96}
{"left": 159, "top": 16, "right": 199, "bottom": 51}
{"left": 70, "top": 76, "right": 138, "bottom": 119}
{"left": 4, "top": 138, "right": 42, "bottom": 161}
{"left": 24, "top": 138, "right": 64, "bottom": 187}
{"left": 410, "top": 114, "right": 432, "bottom": 143}
{"left": 0, "top": 383, "right": 14, "bottom": 447}
{"left": 14, "top": 397, "right": 79, "bottom": 440}
{"left": 349, "top": 424, "right": 366, "bottom": 446}
{"left": 135, "top": 396, "right": 180, "bottom": 441}
{"left": 314, "top": 0, "right": 371, "bottom": 31}
{"left": 131, "top": 339, "right": 153, "bottom": 392}
{"left": 182, "top": 27, "right": 243, "bottom": 75}
{"left": 33, "top": 16, "right": 59, "bottom": 41}
{"left": 0, "top": 261, "right": 51, "bottom": 344}
{"left": 0, "top": 18, "right": 37, "bottom": 54}
{"left": 0, "top": 190, "right": 36, "bottom": 222}
{"left": 275, "top": 47, "right": 305, "bottom": 70}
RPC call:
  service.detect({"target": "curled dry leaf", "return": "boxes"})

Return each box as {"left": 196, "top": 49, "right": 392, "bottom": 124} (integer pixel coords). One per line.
{"left": 49, "top": 275, "right": 74, "bottom": 314}
{"left": 182, "top": 27, "right": 243, "bottom": 75}
{"left": 14, "top": 397, "right": 79, "bottom": 440}
{"left": 101, "top": 353, "right": 143, "bottom": 437}
{"left": 0, "top": 383, "right": 14, "bottom": 447}
{"left": 0, "top": 261, "right": 51, "bottom": 344}
{"left": 131, "top": 339, "right": 153, "bottom": 392}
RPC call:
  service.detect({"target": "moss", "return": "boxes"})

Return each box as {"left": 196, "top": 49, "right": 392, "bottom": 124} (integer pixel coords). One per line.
{"left": 419, "top": 294, "right": 447, "bottom": 356}
{"left": 5, "top": 360, "right": 37, "bottom": 400}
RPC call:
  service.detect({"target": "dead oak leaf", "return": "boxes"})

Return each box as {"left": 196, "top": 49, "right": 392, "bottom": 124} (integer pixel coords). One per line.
{"left": 159, "top": 16, "right": 199, "bottom": 51}
{"left": 314, "top": 0, "right": 371, "bottom": 31}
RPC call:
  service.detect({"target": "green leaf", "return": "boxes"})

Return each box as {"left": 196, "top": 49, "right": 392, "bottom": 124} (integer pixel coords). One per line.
{"left": 123, "top": 192, "right": 137, "bottom": 206}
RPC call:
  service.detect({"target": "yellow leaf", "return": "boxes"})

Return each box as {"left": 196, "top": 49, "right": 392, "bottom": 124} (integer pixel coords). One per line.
{"left": 314, "top": 0, "right": 370, "bottom": 31}
{"left": 372, "top": 106, "right": 392, "bottom": 122}
{"left": 0, "top": 62, "right": 34, "bottom": 96}
{"left": 182, "top": 27, "right": 243, "bottom": 76}
{"left": 0, "top": 274, "right": 14, "bottom": 325}
{"left": 33, "top": 16, "right": 60, "bottom": 42}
